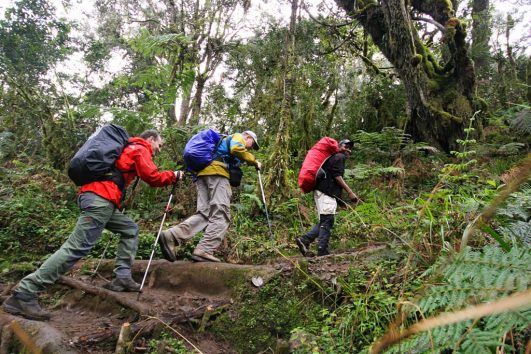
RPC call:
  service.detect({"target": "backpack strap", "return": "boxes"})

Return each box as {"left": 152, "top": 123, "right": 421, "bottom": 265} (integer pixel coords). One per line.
{"left": 214, "top": 134, "right": 234, "bottom": 165}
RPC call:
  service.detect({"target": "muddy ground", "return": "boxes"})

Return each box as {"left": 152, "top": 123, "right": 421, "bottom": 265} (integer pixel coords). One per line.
{"left": 0, "top": 244, "right": 390, "bottom": 353}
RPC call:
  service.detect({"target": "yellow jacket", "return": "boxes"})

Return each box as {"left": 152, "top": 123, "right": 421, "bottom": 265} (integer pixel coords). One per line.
{"left": 197, "top": 133, "right": 258, "bottom": 178}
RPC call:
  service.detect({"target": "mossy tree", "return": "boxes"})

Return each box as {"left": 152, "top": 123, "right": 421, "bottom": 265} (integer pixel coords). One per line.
{"left": 265, "top": 0, "right": 299, "bottom": 201}
{"left": 334, "top": 0, "right": 477, "bottom": 152}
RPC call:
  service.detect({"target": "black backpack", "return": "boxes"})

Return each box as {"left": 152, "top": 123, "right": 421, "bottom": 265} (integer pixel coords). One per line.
{"left": 68, "top": 124, "right": 130, "bottom": 189}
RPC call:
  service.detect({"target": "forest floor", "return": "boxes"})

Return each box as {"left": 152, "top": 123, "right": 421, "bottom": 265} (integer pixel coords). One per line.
{"left": 0, "top": 243, "right": 390, "bottom": 353}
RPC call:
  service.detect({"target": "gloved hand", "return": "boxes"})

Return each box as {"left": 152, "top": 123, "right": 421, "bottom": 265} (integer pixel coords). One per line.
{"left": 174, "top": 170, "right": 184, "bottom": 180}
{"left": 255, "top": 161, "right": 262, "bottom": 171}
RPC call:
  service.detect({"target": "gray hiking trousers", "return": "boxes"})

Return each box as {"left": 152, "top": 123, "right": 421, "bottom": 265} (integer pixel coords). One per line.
{"left": 165, "top": 175, "right": 232, "bottom": 253}
{"left": 16, "top": 192, "right": 139, "bottom": 296}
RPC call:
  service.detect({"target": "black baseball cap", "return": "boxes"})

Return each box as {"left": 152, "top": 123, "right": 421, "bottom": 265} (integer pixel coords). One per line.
{"left": 339, "top": 139, "right": 353, "bottom": 147}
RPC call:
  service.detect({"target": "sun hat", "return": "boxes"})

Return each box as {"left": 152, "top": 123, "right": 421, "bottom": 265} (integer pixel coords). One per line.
{"left": 243, "top": 130, "right": 259, "bottom": 150}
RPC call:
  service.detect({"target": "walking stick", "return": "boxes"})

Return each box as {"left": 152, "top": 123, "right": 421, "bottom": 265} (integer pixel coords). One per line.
{"left": 90, "top": 177, "right": 140, "bottom": 282}
{"left": 137, "top": 182, "right": 178, "bottom": 299}
{"left": 257, "top": 170, "right": 273, "bottom": 240}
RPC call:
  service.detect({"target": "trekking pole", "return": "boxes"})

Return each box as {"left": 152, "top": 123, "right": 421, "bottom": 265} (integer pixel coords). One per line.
{"left": 257, "top": 170, "right": 274, "bottom": 240}
{"left": 137, "top": 182, "right": 178, "bottom": 300}
{"left": 90, "top": 177, "right": 140, "bottom": 283}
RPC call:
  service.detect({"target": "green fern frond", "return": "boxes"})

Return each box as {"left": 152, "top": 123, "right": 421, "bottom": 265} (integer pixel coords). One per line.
{"left": 497, "top": 143, "right": 526, "bottom": 156}
{"left": 499, "top": 221, "right": 531, "bottom": 244}
{"left": 459, "top": 329, "right": 504, "bottom": 353}
{"left": 390, "top": 245, "right": 530, "bottom": 353}
{"left": 506, "top": 108, "right": 531, "bottom": 135}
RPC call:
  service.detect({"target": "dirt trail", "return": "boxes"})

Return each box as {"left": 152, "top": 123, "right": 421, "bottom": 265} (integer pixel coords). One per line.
{"left": 0, "top": 244, "right": 392, "bottom": 353}
{"left": 0, "top": 260, "right": 278, "bottom": 353}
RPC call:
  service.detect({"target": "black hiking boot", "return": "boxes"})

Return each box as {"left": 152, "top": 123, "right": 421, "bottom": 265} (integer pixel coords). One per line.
{"left": 296, "top": 238, "right": 311, "bottom": 257}
{"left": 2, "top": 293, "right": 51, "bottom": 321}
{"left": 157, "top": 230, "right": 176, "bottom": 262}
{"left": 317, "top": 248, "right": 330, "bottom": 257}
{"left": 103, "top": 277, "right": 141, "bottom": 292}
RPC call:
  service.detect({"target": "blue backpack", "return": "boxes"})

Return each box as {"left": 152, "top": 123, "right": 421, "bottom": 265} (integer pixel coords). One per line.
{"left": 183, "top": 129, "right": 222, "bottom": 173}
{"left": 68, "top": 124, "right": 129, "bottom": 188}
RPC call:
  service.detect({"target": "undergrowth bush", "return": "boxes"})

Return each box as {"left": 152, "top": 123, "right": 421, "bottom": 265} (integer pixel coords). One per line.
{"left": 0, "top": 160, "right": 78, "bottom": 269}
{"left": 211, "top": 275, "right": 324, "bottom": 353}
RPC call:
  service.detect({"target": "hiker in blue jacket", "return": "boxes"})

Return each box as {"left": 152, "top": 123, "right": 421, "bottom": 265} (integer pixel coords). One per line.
{"left": 296, "top": 139, "right": 359, "bottom": 257}
{"left": 159, "top": 131, "right": 261, "bottom": 262}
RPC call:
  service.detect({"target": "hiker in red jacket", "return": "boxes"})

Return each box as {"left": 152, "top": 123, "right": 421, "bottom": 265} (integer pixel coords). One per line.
{"left": 2, "top": 130, "right": 183, "bottom": 321}
{"left": 296, "top": 139, "right": 359, "bottom": 257}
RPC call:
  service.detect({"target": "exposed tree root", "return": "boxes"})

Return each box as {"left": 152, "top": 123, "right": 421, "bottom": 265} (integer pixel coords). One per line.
{"left": 57, "top": 276, "right": 151, "bottom": 315}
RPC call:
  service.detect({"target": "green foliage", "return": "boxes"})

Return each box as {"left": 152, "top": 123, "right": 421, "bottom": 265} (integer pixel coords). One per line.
{"left": 505, "top": 107, "right": 531, "bottom": 136}
{"left": 0, "top": 0, "right": 74, "bottom": 161}
{"left": 389, "top": 245, "right": 531, "bottom": 353}
{"left": 0, "top": 161, "right": 78, "bottom": 267}
{"left": 290, "top": 261, "right": 405, "bottom": 353}
{"left": 211, "top": 276, "right": 324, "bottom": 353}
{"left": 148, "top": 330, "right": 189, "bottom": 353}
{"left": 496, "top": 142, "right": 526, "bottom": 156}
{"left": 0, "top": 0, "right": 71, "bottom": 81}
{"left": 441, "top": 114, "right": 478, "bottom": 182}
{"left": 492, "top": 186, "right": 531, "bottom": 245}
{"left": 0, "top": 131, "right": 16, "bottom": 162}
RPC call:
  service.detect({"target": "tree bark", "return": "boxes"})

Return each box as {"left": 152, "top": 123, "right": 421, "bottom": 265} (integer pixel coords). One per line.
{"left": 266, "top": 0, "right": 298, "bottom": 200}
{"left": 505, "top": 14, "right": 517, "bottom": 80}
{"left": 177, "top": 90, "right": 192, "bottom": 126}
{"left": 527, "top": 57, "right": 531, "bottom": 103}
{"left": 335, "top": 0, "right": 476, "bottom": 152}
{"left": 188, "top": 74, "right": 207, "bottom": 126}
{"left": 57, "top": 276, "right": 152, "bottom": 315}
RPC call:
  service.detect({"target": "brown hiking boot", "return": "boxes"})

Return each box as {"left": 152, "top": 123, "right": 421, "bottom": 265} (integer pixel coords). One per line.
{"left": 158, "top": 230, "right": 177, "bottom": 262}
{"left": 191, "top": 249, "right": 221, "bottom": 262}
{"left": 103, "top": 277, "right": 141, "bottom": 292}
{"left": 2, "top": 294, "right": 51, "bottom": 321}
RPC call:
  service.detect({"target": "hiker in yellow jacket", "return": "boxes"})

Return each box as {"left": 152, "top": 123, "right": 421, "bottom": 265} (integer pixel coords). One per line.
{"left": 159, "top": 131, "right": 261, "bottom": 262}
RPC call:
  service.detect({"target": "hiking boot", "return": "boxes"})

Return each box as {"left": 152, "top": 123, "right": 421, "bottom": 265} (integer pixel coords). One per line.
{"left": 296, "top": 238, "right": 311, "bottom": 257}
{"left": 2, "top": 294, "right": 51, "bottom": 321}
{"left": 191, "top": 249, "right": 221, "bottom": 262}
{"left": 317, "top": 248, "right": 330, "bottom": 257}
{"left": 158, "top": 230, "right": 176, "bottom": 262}
{"left": 103, "top": 277, "right": 141, "bottom": 292}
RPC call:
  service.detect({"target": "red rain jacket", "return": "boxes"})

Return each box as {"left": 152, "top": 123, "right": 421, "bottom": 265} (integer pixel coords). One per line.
{"left": 79, "top": 137, "right": 176, "bottom": 207}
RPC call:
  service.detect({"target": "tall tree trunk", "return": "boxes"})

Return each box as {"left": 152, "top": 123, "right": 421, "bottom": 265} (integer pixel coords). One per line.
{"left": 188, "top": 74, "right": 207, "bottom": 126}
{"left": 527, "top": 57, "right": 531, "bottom": 103}
{"left": 266, "top": 0, "right": 298, "bottom": 201}
{"left": 471, "top": 0, "right": 491, "bottom": 80}
{"left": 324, "top": 89, "right": 338, "bottom": 136}
{"left": 177, "top": 91, "right": 192, "bottom": 126}
{"left": 505, "top": 14, "right": 517, "bottom": 80}
{"left": 335, "top": 0, "right": 476, "bottom": 152}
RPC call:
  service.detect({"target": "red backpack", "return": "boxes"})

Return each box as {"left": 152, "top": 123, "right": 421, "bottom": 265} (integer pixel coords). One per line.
{"left": 298, "top": 137, "right": 339, "bottom": 193}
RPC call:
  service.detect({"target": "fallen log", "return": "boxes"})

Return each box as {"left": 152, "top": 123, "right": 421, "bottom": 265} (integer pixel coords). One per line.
{"left": 74, "top": 302, "right": 228, "bottom": 347}
{"left": 57, "top": 276, "right": 151, "bottom": 315}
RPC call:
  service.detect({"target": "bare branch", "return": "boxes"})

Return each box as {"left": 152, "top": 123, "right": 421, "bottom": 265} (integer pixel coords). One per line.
{"left": 412, "top": 16, "right": 445, "bottom": 33}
